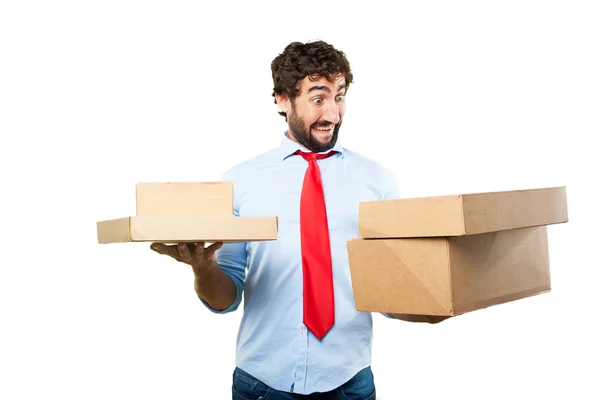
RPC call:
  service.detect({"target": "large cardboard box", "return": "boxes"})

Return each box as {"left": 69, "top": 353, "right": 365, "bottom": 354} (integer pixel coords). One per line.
{"left": 347, "top": 186, "right": 568, "bottom": 316}
{"left": 97, "top": 182, "right": 278, "bottom": 244}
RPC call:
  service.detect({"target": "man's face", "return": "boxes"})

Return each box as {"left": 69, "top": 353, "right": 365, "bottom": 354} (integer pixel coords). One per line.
{"left": 283, "top": 74, "right": 347, "bottom": 153}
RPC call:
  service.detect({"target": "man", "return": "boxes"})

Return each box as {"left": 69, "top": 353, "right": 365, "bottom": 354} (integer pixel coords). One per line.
{"left": 151, "top": 40, "right": 446, "bottom": 400}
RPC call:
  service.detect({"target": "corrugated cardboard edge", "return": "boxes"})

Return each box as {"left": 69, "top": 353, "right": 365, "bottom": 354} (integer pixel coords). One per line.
{"left": 458, "top": 194, "right": 466, "bottom": 235}
{"left": 443, "top": 238, "right": 456, "bottom": 316}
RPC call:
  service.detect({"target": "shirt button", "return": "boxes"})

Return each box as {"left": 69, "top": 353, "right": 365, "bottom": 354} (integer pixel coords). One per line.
{"left": 300, "top": 329, "right": 304, "bottom": 335}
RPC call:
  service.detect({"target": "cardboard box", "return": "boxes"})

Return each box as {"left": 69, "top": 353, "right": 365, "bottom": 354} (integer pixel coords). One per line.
{"left": 97, "top": 181, "right": 278, "bottom": 244}
{"left": 358, "top": 186, "right": 568, "bottom": 238}
{"left": 347, "top": 186, "right": 568, "bottom": 316}
{"left": 347, "top": 226, "right": 550, "bottom": 316}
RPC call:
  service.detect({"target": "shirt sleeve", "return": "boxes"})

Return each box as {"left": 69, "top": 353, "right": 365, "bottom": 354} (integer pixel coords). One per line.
{"left": 200, "top": 167, "right": 247, "bottom": 314}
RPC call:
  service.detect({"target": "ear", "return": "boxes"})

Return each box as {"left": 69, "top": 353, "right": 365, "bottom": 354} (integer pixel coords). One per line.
{"left": 275, "top": 92, "right": 291, "bottom": 114}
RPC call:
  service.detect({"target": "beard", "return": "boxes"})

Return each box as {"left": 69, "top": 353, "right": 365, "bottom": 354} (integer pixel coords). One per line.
{"left": 287, "top": 105, "right": 341, "bottom": 153}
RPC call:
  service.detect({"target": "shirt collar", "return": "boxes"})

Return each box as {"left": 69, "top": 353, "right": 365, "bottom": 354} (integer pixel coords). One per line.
{"left": 279, "top": 130, "right": 345, "bottom": 160}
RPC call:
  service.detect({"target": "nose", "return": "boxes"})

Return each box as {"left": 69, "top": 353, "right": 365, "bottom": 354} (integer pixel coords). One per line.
{"left": 322, "top": 101, "right": 340, "bottom": 125}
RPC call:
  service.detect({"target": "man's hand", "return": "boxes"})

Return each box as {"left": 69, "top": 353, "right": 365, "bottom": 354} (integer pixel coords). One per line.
{"left": 149, "top": 241, "right": 236, "bottom": 311}
{"left": 388, "top": 313, "right": 452, "bottom": 324}
{"left": 150, "top": 242, "right": 224, "bottom": 274}
{"left": 425, "top": 315, "right": 451, "bottom": 324}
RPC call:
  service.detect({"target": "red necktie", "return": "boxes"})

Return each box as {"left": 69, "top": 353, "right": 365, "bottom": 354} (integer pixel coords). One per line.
{"left": 295, "top": 149, "right": 336, "bottom": 340}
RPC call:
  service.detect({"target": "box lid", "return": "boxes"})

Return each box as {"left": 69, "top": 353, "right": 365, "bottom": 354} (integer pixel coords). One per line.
{"left": 358, "top": 186, "right": 568, "bottom": 238}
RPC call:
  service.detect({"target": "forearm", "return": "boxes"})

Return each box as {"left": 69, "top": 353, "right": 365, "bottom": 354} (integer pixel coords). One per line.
{"left": 193, "top": 262, "right": 238, "bottom": 311}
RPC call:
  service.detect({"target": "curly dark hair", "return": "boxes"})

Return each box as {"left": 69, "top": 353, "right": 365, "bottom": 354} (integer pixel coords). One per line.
{"left": 271, "top": 40, "right": 354, "bottom": 120}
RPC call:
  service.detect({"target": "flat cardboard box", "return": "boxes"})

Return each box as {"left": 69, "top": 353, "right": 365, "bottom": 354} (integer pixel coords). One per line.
{"left": 358, "top": 186, "right": 568, "bottom": 238}
{"left": 97, "top": 215, "right": 278, "bottom": 244}
{"left": 97, "top": 181, "right": 278, "bottom": 244}
{"left": 347, "top": 226, "right": 550, "bottom": 316}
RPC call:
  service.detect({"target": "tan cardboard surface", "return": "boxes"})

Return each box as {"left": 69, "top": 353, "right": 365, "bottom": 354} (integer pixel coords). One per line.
{"left": 135, "top": 181, "right": 233, "bottom": 217}
{"left": 358, "top": 186, "right": 568, "bottom": 238}
{"left": 97, "top": 215, "right": 278, "bottom": 244}
{"left": 347, "top": 226, "right": 550, "bottom": 316}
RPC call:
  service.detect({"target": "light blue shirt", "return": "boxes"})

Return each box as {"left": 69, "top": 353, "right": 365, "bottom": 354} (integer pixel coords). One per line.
{"left": 205, "top": 131, "right": 401, "bottom": 395}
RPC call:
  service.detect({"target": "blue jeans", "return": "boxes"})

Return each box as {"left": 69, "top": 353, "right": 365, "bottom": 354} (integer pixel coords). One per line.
{"left": 232, "top": 366, "right": 376, "bottom": 400}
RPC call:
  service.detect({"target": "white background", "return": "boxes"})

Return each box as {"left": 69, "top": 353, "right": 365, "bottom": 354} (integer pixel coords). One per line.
{"left": 1, "top": 1, "right": 599, "bottom": 399}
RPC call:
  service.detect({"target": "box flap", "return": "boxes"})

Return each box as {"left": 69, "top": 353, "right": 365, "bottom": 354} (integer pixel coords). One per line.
{"left": 347, "top": 238, "right": 453, "bottom": 315}
{"left": 449, "top": 226, "right": 551, "bottom": 315}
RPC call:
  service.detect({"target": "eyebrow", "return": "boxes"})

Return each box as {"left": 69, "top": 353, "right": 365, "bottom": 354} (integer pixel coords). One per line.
{"left": 307, "top": 82, "right": 346, "bottom": 94}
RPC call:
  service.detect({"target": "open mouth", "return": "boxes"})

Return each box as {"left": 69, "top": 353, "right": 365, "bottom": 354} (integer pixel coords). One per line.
{"left": 312, "top": 124, "right": 334, "bottom": 136}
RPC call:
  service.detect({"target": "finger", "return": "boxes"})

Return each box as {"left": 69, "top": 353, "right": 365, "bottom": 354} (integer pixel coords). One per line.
{"left": 203, "top": 242, "right": 224, "bottom": 258}
{"left": 193, "top": 242, "right": 206, "bottom": 259}
{"left": 151, "top": 243, "right": 181, "bottom": 259}
{"left": 177, "top": 242, "right": 193, "bottom": 264}
{"left": 186, "top": 243, "right": 196, "bottom": 254}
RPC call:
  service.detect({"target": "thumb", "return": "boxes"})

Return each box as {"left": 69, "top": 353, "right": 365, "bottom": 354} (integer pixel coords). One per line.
{"left": 150, "top": 243, "right": 164, "bottom": 253}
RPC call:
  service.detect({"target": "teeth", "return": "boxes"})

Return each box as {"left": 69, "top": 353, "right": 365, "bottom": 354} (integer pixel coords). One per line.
{"left": 314, "top": 126, "right": 332, "bottom": 131}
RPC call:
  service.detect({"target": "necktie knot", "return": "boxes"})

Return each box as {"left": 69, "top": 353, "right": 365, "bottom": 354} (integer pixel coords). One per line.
{"left": 295, "top": 150, "right": 337, "bottom": 162}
